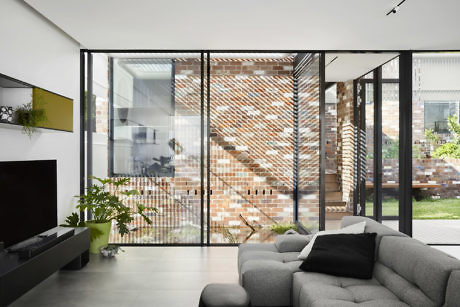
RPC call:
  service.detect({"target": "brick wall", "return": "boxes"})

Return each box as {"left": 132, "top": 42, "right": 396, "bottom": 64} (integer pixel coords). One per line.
{"left": 374, "top": 158, "right": 460, "bottom": 198}
{"left": 208, "top": 58, "right": 295, "bottom": 235}
{"left": 336, "top": 81, "right": 356, "bottom": 207}
{"left": 107, "top": 56, "right": 319, "bottom": 244}
{"left": 325, "top": 97, "right": 337, "bottom": 172}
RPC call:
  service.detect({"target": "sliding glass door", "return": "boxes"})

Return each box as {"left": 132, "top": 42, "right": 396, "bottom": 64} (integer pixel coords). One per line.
{"left": 360, "top": 57, "right": 402, "bottom": 227}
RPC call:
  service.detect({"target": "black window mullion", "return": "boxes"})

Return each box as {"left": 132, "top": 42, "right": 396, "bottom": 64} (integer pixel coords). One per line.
{"left": 292, "top": 57, "right": 299, "bottom": 224}
{"left": 353, "top": 79, "right": 359, "bottom": 215}
{"left": 373, "top": 67, "right": 383, "bottom": 223}
{"left": 206, "top": 52, "right": 211, "bottom": 245}
{"left": 200, "top": 52, "right": 205, "bottom": 245}
{"left": 319, "top": 52, "right": 326, "bottom": 231}
{"left": 399, "top": 52, "right": 413, "bottom": 236}
{"left": 86, "top": 52, "right": 93, "bottom": 221}
{"left": 108, "top": 58, "right": 114, "bottom": 177}
{"left": 80, "top": 51, "right": 86, "bottom": 222}
{"left": 359, "top": 80, "right": 367, "bottom": 216}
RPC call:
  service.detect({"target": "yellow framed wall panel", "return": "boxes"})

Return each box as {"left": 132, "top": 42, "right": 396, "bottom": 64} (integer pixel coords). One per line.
{"left": 33, "top": 88, "right": 73, "bottom": 132}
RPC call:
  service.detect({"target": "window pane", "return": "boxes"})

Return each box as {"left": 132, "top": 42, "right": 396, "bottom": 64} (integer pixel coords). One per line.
{"left": 412, "top": 53, "right": 460, "bottom": 244}
{"left": 92, "top": 53, "right": 204, "bottom": 244}
{"left": 365, "top": 81, "right": 374, "bottom": 217}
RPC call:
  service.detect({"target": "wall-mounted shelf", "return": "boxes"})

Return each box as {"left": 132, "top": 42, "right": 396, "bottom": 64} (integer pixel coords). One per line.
{"left": 0, "top": 73, "right": 74, "bottom": 133}
{"left": 0, "top": 122, "right": 67, "bottom": 134}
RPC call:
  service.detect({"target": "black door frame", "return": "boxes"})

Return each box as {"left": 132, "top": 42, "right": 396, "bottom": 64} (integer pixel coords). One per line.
{"left": 353, "top": 53, "right": 414, "bottom": 236}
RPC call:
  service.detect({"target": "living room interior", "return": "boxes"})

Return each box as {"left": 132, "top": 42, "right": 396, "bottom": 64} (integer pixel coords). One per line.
{"left": 1, "top": 0, "right": 460, "bottom": 306}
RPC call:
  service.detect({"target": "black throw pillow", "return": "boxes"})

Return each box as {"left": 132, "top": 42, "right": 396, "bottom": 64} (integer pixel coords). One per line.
{"left": 299, "top": 232, "right": 377, "bottom": 279}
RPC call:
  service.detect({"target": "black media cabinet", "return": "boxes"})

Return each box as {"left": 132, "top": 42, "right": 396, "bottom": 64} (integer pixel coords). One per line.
{"left": 0, "top": 227, "right": 90, "bottom": 306}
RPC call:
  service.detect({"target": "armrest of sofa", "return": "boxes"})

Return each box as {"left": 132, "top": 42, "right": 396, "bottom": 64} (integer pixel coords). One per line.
{"left": 445, "top": 270, "right": 460, "bottom": 307}
{"left": 241, "top": 260, "right": 300, "bottom": 307}
{"left": 275, "top": 234, "right": 313, "bottom": 253}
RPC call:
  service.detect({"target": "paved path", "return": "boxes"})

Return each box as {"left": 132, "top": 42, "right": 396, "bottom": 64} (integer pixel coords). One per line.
{"left": 383, "top": 219, "right": 460, "bottom": 244}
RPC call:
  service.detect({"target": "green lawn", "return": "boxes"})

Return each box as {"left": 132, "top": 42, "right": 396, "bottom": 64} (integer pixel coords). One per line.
{"left": 365, "top": 198, "right": 460, "bottom": 219}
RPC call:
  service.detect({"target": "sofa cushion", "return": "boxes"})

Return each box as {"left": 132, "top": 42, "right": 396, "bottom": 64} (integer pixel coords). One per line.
{"left": 298, "top": 222, "right": 366, "bottom": 260}
{"left": 373, "top": 262, "right": 434, "bottom": 307}
{"left": 305, "top": 299, "right": 409, "bottom": 307}
{"left": 299, "top": 233, "right": 376, "bottom": 279}
{"left": 238, "top": 243, "right": 278, "bottom": 273}
{"left": 275, "top": 234, "right": 313, "bottom": 253}
{"left": 238, "top": 243, "right": 278, "bottom": 257}
{"left": 445, "top": 270, "right": 460, "bottom": 307}
{"left": 377, "top": 236, "right": 460, "bottom": 306}
{"left": 293, "top": 271, "right": 407, "bottom": 307}
{"left": 238, "top": 251, "right": 283, "bottom": 274}
{"left": 238, "top": 250, "right": 300, "bottom": 274}
{"left": 340, "top": 216, "right": 406, "bottom": 255}
{"left": 241, "top": 260, "right": 298, "bottom": 307}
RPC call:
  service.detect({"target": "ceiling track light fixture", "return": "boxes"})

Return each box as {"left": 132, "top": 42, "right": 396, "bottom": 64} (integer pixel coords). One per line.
{"left": 386, "top": 0, "right": 407, "bottom": 16}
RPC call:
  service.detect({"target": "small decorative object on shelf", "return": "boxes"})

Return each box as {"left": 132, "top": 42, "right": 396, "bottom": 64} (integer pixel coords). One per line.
{"left": 100, "top": 245, "right": 124, "bottom": 258}
{"left": 0, "top": 106, "right": 13, "bottom": 123}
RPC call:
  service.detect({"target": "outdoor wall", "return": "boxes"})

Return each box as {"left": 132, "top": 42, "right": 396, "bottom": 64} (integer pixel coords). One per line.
{"left": 164, "top": 57, "right": 298, "bottom": 242}
{"left": 0, "top": 0, "right": 80, "bottom": 223}
{"left": 296, "top": 54, "right": 321, "bottom": 228}
{"left": 325, "top": 85, "right": 338, "bottom": 172}
{"left": 362, "top": 60, "right": 460, "bottom": 200}
{"left": 336, "top": 81, "right": 355, "bottom": 207}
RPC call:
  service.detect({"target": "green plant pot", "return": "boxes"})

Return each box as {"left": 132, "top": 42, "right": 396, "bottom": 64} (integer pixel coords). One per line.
{"left": 86, "top": 221, "right": 112, "bottom": 254}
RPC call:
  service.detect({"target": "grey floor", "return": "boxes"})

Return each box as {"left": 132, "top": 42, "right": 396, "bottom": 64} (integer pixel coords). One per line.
{"left": 10, "top": 245, "right": 460, "bottom": 307}
{"left": 12, "top": 247, "right": 238, "bottom": 307}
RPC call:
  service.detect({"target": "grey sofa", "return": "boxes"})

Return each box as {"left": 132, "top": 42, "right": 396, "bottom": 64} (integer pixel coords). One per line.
{"left": 238, "top": 216, "right": 460, "bottom": 307}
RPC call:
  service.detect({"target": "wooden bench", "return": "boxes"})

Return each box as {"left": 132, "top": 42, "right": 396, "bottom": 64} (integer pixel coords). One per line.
{"left": 365, "top": 182, "right": 441, "bottom": 201}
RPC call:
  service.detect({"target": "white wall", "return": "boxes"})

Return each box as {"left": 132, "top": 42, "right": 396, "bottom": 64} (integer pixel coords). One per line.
{"left": 0, "top": 0, "right": 80, "bottom": 223}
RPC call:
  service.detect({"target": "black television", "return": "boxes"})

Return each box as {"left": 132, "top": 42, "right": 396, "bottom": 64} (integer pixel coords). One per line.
{"left": 0, "top": 160, "right": 57, "bottom": 248}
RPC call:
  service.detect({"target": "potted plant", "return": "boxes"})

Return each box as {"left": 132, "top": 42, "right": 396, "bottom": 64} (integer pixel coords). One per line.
{"left": 63, "top": 176, "right": 157, "bottom": 254}
{"left": 14, "top": 101, "right": 47, "bottom": 137}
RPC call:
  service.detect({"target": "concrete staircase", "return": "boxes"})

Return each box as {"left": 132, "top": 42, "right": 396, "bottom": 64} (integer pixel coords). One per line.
{"left": 325, "top": 173, "right": 352, "bottom": 220}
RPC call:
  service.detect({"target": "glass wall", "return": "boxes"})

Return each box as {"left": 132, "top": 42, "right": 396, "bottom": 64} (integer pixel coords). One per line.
{"left": 207, "top": 53, "right": 320, "bottom": 243}
{"left": 381, "top": 58, "right": 400, "bottom": 228}
{"left": 364, "top": 76, "right": 375, "bottom": 218}
{"left": 296, "top": 53, "right": 321, "bottom": 232}
{"left": 412, "top": 53, "right": 460, "bottom": 244}
{"left": 89, "top": 53, "right": 204, "bottom": 244}
{"left": 84, "top": 51, "right": 322, "bottom": 245}
{"left": 363, "top": 57, "right": 401, "bottom": 225}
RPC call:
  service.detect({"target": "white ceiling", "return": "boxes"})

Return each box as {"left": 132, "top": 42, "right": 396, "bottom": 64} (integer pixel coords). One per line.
{"left": 24, "top": 0, "right": 460, "bottom": 50}
{"left": 325, "top": 53, "right": 397, "bottom": 82}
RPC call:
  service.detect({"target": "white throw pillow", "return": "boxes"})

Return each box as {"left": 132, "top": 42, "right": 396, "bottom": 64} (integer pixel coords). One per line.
{"left": 297, "top": 221, "right": 366, "bottom": 260}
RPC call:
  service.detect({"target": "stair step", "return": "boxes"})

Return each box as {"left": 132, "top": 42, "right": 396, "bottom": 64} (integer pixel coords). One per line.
{"left": 326, "top": 206, "right": 347, "bottom": 213}
{"left": 326, "top": 184, "right": 341, "bottom": 192}
{"left": 325, "top": 173, "right": 338, "bottom": 183}
{"left": 325, "top": 181, "right": 340, "bottom": 192}
{"left": 326, "top": 191, "right": 342, "bottom": 201}
{"left": 325, "top": 200, "right": 347, "bottom": 207}
{"left": 326, "top": 211, "right": 353, "bottom": 220}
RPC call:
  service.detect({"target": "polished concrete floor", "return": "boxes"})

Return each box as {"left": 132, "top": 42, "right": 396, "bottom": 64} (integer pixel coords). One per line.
{"left": 11, "top": 245, "right": 460, "bottom": 307}
{"left": 12, "top": 247, "right": 239, "bottom": 307}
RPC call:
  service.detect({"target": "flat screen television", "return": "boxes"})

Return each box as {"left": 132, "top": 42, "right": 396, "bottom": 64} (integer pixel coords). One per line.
{"left": 0, "top": 160, "right": 57, "bottom": 248}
